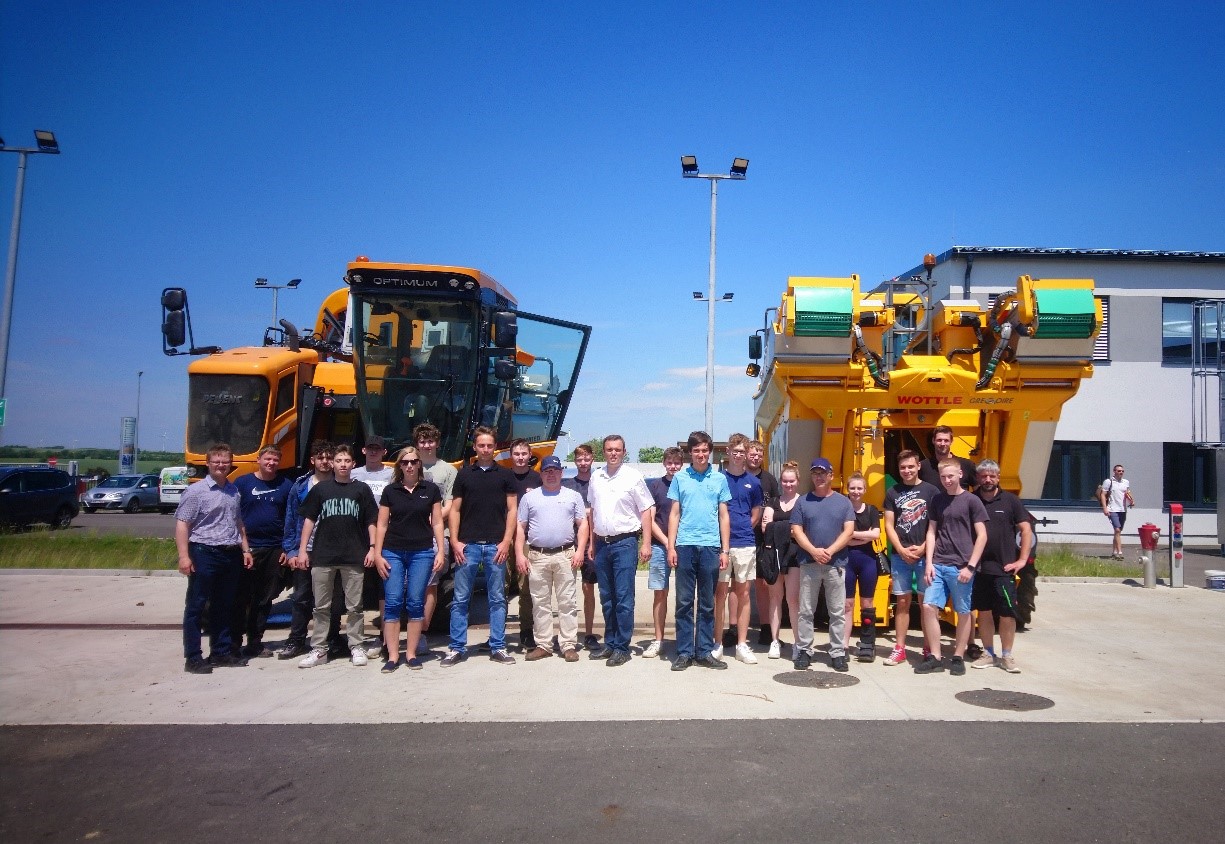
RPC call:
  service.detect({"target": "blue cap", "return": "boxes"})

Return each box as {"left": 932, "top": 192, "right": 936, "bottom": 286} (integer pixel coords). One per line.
{"left": 540, "top": 455, "right": 563, "bottom": 471}
{"left": 810, "top": 457, "right": 833, "bottom": 472}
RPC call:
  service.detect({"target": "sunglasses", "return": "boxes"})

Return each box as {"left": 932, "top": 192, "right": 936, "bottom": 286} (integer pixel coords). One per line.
{"left": 399, "top": 459, "right": 420, "bottom": 466}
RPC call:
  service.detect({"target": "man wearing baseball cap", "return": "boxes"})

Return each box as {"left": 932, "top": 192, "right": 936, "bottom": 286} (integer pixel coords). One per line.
{"left": 515, "top": 455, "right": 589, "bottom": 662}
{"left": 789, "top": 456, "right": 855, "bottom": 672}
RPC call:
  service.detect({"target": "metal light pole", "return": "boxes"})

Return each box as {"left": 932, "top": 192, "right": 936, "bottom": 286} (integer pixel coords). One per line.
{"left": 255, "top": 277, "right": 301, "bottom": 329}
{"left": 0, "top": 130, "right": 60, "bottom": 412}
{"left": 135, "top": 371, "right": 143, "bottom": 468}
{"left": 681, "top": 155, "right": 748, "bottom": 436}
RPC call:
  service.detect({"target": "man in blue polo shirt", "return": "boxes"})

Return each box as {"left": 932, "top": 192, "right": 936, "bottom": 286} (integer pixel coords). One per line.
{"left": 667, "top": 430, "right": 732, "bottom": 671}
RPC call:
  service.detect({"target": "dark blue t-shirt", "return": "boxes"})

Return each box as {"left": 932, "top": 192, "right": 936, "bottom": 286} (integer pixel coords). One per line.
{"left": 722, "top": 470, "right": 763, "bottom": 549}
{"left": 235, "top": 473, "right": 292, "bottom": 548}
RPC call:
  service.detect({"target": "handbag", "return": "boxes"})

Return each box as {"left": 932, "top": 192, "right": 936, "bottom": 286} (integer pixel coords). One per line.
{"left": 757, "top": 545, "right": 781, "bottom": 585}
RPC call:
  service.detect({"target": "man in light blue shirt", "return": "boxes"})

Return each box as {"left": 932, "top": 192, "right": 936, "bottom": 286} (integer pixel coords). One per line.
{"left": 667, "top": 430, "right": 731, "bottom": 671}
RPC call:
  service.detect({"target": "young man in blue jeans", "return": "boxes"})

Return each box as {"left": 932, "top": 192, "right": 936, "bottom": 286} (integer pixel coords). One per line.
{"left": 667, "top": 431, "right": 731, "bottom": 671}
{"left": 918, "top": 459, "right": 989, "bottom": 675}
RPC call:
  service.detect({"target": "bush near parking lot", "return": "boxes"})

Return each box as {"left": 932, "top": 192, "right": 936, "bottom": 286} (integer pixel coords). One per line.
{"left": 0, "top": 531, "right": 177, "bottom": 570}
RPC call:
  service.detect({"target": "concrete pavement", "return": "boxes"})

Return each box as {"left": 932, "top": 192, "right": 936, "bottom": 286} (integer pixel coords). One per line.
{"left": 1, "top": 570, "right": 1222, "bottom": 725}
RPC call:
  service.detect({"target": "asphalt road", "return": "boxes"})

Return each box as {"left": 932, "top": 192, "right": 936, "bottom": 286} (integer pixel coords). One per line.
{"left": 2, "top": 721, "right": 1221, "bottom": 843}
{"left": 68, "top": 510, "right": 175, "bottom": 538}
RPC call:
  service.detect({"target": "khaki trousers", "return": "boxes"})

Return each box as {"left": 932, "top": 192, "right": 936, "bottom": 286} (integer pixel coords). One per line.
{"left": 527, "top": 548, "right": 579, "bottom": 651}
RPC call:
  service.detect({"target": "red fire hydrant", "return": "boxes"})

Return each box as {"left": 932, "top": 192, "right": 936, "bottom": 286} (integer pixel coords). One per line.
{"left": 1138, "top": 523, "right": 1161, "bottom": 588}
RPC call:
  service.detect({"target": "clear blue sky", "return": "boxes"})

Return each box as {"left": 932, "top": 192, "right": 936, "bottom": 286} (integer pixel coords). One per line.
{"left": 2, "top": 1, "right": 1222, "bottom": 457}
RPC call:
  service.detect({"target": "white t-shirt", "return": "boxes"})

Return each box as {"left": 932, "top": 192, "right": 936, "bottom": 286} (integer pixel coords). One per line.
{"left": 352, "top": 465, "right": 394, "bottom": 500}
{"left": 1101, "top": 477, "right": 1131, "bottom": 512}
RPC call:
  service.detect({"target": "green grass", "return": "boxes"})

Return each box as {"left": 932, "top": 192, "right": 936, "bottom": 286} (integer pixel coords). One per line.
{"left": 0, "top": 530, "right": 178, "bottom": 570}
{"left": 1036, "top": 543, "right": 1143, "bottom": 578}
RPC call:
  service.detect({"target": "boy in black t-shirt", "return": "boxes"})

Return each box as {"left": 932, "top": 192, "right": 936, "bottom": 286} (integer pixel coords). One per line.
{"left": 296, "top": 444, "right": 378, "bottom": 668}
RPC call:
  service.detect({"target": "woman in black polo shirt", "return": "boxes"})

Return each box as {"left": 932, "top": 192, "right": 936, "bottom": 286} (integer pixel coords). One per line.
{"left": 374, "top": 447, "right": 445, "bottom": 672}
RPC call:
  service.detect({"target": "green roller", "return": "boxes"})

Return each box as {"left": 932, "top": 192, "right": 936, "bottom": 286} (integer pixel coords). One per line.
{"left": 792, "top": 286, "right": 853, "bottom": 337}
{"left": 1033, "top": 287, "right": 1096, "bottom": 338}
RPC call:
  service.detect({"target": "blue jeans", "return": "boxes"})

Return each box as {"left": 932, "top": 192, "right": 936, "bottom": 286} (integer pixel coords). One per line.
{"left": 383, "top": 547, "right": 434, "bottom": 622}
{"left": 182, "top": 542, "right": 242, "bottom": 660}
{"left": 594, "top": 535, "right": 638, "bottom": 654}
{"left": 449, "top": 542, "right": 507, "bottom": 653}
{"left": 674, "top": 545, "right": 720, "bottom": 659}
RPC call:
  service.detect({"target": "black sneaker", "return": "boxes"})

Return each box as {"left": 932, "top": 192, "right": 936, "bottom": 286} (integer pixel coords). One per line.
{"left": 606, "top": 651, "right": 631, "bottom": 667}
{"left": 757, "top": 626, "right": 773, "bottom": 646}
{"left": 588, "top": 646, "right": 613, "bottom": 661}
{"left": 208, "top": 652, "right": 249, "bottom": 668}
{"left": 831, "top": 655, "right": 849, "bottom": 672}
{"left": 439, "top": 650, "right": 466, "bottom": 667}
{"left": 794, "top": 650, "right": 811, "bottom": 671}
{"left": 276, "top": 643, "right": 309, "bottom": 660}
{"left": 490, "top": 649, "right": 516, "bottom": 665}
{"left": 583, "top": 634, "right": 600, "bottom": 651}
{"left": 696, "top": 654, "right": 728, "bottom": 670}
{"left": 965, "top": 643, "right": 984, "bottom": 661}
{"left": 914, "top": 655, "right": 945, "bottom": 674}
{"left": 950, "top": 656, "right": 966, "bottom": 676}
{"left": 184, "top": 656, "right": 213, "bottom": 674}
{"left": 671, "top": 656, "right": 694, "bottom": 672}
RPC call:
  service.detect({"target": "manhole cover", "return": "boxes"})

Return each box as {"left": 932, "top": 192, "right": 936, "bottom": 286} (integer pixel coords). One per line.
{"left": 956, "top": 689, "right": 1055, "bottom": 711}
{"left": 773, "top": 671, "right": 860, "bottom": 689}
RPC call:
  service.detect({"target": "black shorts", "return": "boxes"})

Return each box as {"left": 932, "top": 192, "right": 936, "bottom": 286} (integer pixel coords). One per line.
{"left": 580, "top": 558, "right": 598, "bottom": 585}
{"left": 363, "top": 565, "right": 383, "bottom": 609}
{"left": 971, "top": 573, "right": 1019, "bottom": 618}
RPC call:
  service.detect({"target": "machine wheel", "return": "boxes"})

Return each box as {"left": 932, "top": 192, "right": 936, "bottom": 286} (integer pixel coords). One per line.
{"left": 51, "top": 506, "right": 75, "bottom": 530}
{"left": 124, "top": 498, "right": 141, "bottom": 514}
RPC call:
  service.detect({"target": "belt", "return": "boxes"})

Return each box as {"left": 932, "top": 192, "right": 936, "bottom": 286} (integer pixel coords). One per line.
{"left": 528, "top": 543, "right": 575, "bottom": 555}
{"left": 596, "top": 531, "right": 640, "bottom": 544}
{"left": 190, "top": 542, "right": 241, "bottom": 552}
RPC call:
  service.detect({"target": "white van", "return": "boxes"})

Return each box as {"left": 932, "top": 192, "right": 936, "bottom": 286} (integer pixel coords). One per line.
{"left": 158, "top": 467, "right": 190, "bottom": 514}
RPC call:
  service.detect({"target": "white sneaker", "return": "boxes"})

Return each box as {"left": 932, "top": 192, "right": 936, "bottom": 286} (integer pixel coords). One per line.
{"left": 298, "top": 647, "right": 328, "bottom": 669}
{"left": 735, "top": 643, "right": 758, "bottom": 664}
{"left": 350, "top": 647, "right": 368, "bottom": 666}
{"left": 416, "top": 636, "right": 430, "bottom": 655}
{"left": 366, "top": 643, "right": 384, "bottom": 659}
{"left": 642, "top": 639, "right": 662, "bottom": 658}
{"left": 767, "top": 640, "right": 781, "bottom": 660}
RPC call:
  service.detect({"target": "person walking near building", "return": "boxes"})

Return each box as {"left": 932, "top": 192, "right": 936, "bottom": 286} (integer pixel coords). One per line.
{"left": 233, "top": 445, "right": 292, "bottom": 659}
{"left": 718, "top": 433, "right": 763, "bottom": 664}
{"left": 789, "top": 457, "right": 855, "bottom": 672}
{"left": 176, "top": 443, "right": 251, "bottom": 674}
{"left": 916, "top": 459, "right": 989, "bottom": 675}
{"left": 588, "top": 435, "right": 653, "bottom": 667}
{"left": 643, "top": 447, "right": 684, "bottom": 659}
{"left": 373, "top": 446, "right": 445, "bottom": 672}
{"left": 1099, "top": 464, "right": 1134, "bottom": 560}
{"left": 413, "top": 423, "right": 456, "bottom": 649}
{"left": 443, "top": 426, "right": 518, "bottom": 667}
{"left": 882, "top": 449, "right": 940, "bottom": 667}
{"left": 563, "top": 443, "right": 599, "bottom": 651}
{"left": 667, "top": 431, "right": 731, "bottom": 671}
{"left": 296, "top": 444, "right": 379, "bottom": 668}
{"left": 972, "top": 460, "right": 1032, "bottom": 673}
{"left": 516, "top": 455, "right": 588, "bottom": 663}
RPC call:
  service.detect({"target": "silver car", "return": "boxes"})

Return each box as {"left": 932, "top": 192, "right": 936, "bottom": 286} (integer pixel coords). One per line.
{"left": 83, "top": 474, "right": 161, "bottom": 514}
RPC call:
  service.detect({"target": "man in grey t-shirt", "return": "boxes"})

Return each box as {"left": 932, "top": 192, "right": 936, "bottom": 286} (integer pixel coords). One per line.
{"left": 516, "top": 456, "right": 589, "bottom": 662}
{"left": 789, "top": 457, "right": 855, "bottom": 672}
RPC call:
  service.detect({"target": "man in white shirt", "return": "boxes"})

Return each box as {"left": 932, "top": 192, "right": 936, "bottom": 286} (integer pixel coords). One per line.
{"left": 1099, "top": 464, "right": 1134, "bottom": 560}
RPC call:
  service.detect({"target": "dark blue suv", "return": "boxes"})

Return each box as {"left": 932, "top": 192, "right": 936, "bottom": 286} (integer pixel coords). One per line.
{"left": 0, "top": 466, "right": 80, "bottom": 529}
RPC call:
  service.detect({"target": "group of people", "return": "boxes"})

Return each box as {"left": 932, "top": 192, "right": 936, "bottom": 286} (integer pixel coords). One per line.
{"left": 174, "top": 422, "right": 1036, "bottom": 678}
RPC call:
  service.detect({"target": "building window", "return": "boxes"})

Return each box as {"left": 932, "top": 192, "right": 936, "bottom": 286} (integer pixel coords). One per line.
{"left": 1163, "top": 298, "right": 1221, "bottom": 365}
{"left": 1164, "top": 442, "right": 1217, "bottom": 509}
{"left": 1034, "top": 441, "right": 1109, "bottom": 504}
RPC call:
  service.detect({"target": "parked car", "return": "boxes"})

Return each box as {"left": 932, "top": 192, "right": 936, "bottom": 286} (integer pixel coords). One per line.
{"left": 0, "top": 466, "right": 80, "bottom": 529}
{"left": 158, "top": 466, "right": 189, "bottom": 514}
{"left": 82, "top": 474, "right": 161, "bottom": 513}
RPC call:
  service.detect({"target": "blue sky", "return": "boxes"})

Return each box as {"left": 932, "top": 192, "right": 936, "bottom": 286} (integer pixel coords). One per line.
{"left": 1, "top": 1, "right": 1222, "bottom": 457}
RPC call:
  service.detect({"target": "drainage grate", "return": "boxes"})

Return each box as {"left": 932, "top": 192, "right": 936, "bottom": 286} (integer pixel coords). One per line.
{"left": 772, "top": 671, "right": 860, "bottom": 689}
{"left": 956, "top": 689, "right": 1055, "bottom": 711}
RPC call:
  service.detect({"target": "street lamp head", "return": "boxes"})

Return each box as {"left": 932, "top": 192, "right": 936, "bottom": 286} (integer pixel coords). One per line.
{"left": 681, "top": 155, "right": 699, "bottom": 177}
{"left": 692, "top": 291, "right": 704, "bottom": 300}
{"left": 34, "top": 130, "right": 59, "bottom": 153}
{"left": 255, "top": 278, "right": 268, "bottom": 287}
{"left": 722, "top": 292, "right": 734, "bottom": 301}
{"left": 729, "top": 158, "right": 749, "bottom": 179}
{"left": 287, "top": 278, "right": 302, "bottom": 288}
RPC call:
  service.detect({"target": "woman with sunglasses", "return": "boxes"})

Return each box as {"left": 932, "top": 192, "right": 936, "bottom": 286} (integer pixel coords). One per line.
{"left": 373, "top": 447, "right": 445, "bottom": 671}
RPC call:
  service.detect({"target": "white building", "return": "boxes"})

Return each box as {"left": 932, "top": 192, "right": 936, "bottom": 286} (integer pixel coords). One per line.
{"left": 889, "top": 247, "right": 1225, "bottom": 546}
